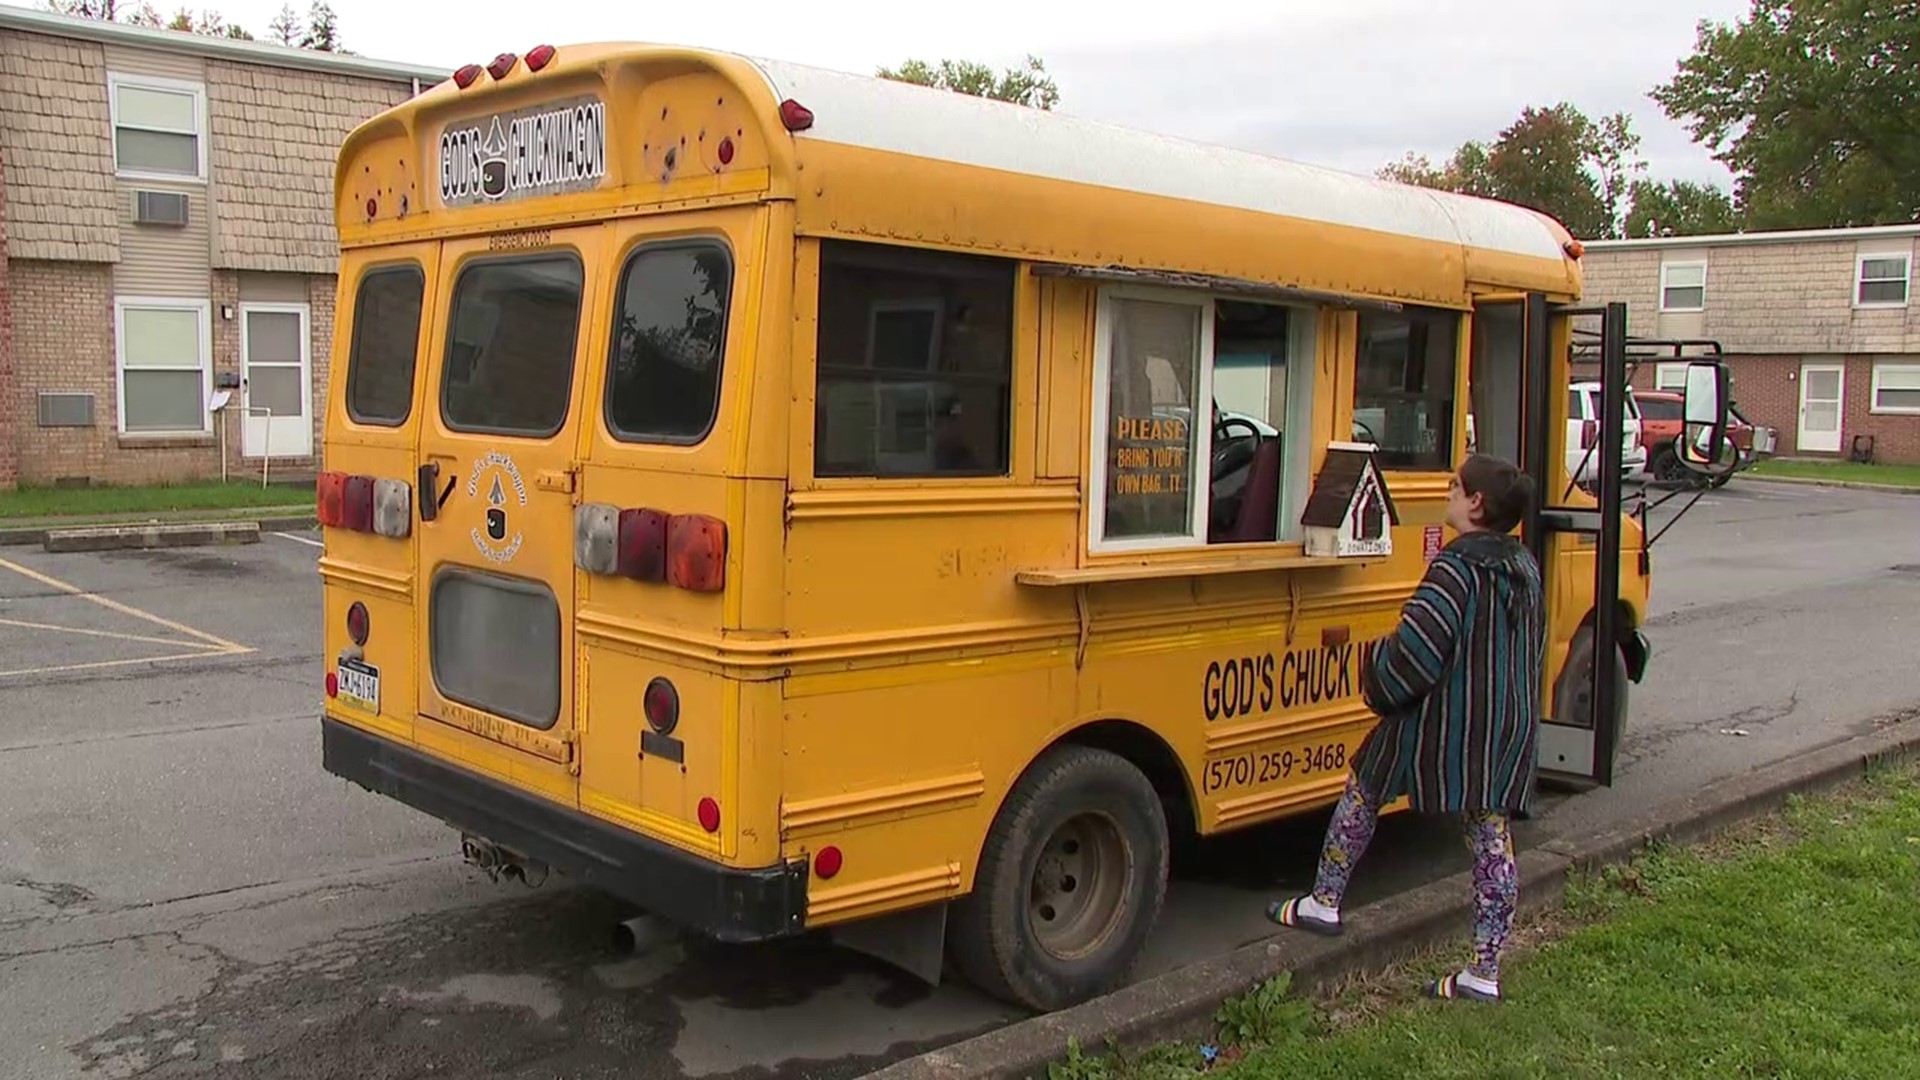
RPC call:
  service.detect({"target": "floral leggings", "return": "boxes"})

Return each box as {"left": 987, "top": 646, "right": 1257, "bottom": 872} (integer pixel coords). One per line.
{"left": 1310, "top": 773, "right": 1518, "bottom": 982}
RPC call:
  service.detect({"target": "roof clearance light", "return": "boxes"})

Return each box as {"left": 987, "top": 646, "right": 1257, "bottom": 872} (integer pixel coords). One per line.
{"left": 525, "top": 44, "right": 556, "bottom": 72}
{"left": 1564, "top": 239, "right": 1586, "bottom": 260}
{"left": 487, "top": 52, "right": 518, "bottom": 81}
{"left": 453, "top": 63, "right": 482, "bottom": 89}
{"left": 778, "top": 99, "right": 814, "bottom": 132}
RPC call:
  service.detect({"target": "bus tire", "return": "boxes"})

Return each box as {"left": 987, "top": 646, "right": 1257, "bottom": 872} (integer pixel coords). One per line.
{"left": 948, "top": 745, "right": 1169, "bottom": 1012}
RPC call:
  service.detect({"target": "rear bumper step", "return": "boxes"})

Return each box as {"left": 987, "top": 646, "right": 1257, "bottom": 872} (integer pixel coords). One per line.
{"left": 321, "top": 716, "right": 807, "bottom": 942}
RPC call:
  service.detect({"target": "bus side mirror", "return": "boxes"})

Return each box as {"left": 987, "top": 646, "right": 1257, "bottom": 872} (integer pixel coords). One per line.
{"left": 1677, "top": 360, "right": 1732, "bottom": 472}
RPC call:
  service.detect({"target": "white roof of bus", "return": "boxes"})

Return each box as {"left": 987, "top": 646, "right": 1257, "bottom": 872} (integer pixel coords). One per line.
{"left": 744, "top": 55, "right": 1570, "bottom": 263}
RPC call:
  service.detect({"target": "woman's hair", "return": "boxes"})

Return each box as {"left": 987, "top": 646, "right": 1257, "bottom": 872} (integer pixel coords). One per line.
{"left": 1459, "top": 454, "right": 1535, "bottom": 533}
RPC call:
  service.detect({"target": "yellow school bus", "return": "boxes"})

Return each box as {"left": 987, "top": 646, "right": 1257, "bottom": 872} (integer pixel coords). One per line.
{"left": 317, "top": 41, "right": 1730, "bottom": 1012}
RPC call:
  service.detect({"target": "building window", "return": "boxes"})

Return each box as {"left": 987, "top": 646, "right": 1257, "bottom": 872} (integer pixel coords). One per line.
{"left": 1653, "top": 363, "right": 1689, "bottom": 391}
{"left": 606, "top": 241, "right": 733, "bottom": 444}
{"left": 116, "top": 298, "right": 211, "bottom": 435}
{"left": 109, "top": 73, "right": 205, "bottom": 180}
{"left": 345, "top": 265, "right": 425, "bottom": 426}
{"left": 1857, "top": 254, "right": 1910, "bottom": 308}
{"left": 813, "top": 240, "right": 1015, "bottom": 479}
{"left": 1870, "top": 363, "right": 1920, "bottom": 415}
{"left": 1660, "top": 261, "right": 1706, "bottom": 312}
{"left": 1088, "top": 288, "right": 1319, "bottom": 552}
{"left": 1354, "top": 305, "right": 1459, "bottom": 471}
{"left": 440, "top": 254, "right": 584, "bottom": 437}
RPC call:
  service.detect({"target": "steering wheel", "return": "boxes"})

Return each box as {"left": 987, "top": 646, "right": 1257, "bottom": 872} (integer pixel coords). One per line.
{"left": 1351, "top": 418, "right": 1378, "bottom": 446}
{"left": 1212, "top": 416, "right": 1264, "bottom": 482}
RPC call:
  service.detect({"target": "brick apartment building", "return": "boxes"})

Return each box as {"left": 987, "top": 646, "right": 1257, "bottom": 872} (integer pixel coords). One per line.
{"left": 0, "top": 5, "right": 445, "bottom": 491}
{"left": 1581, "top": 225, "right": 1920, "bottom": 465}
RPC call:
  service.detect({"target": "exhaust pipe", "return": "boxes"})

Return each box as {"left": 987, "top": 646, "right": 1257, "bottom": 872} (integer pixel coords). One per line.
{"left": 460, "top": 833, "right": 548, "bottom": 887}
{"left": 612, "top": 913, "right": 673, "bottom": 955}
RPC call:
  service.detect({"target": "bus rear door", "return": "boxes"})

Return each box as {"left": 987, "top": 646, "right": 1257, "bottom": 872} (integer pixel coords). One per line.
{"left": 413, "top": 228, "right": 604, "bottom": 808}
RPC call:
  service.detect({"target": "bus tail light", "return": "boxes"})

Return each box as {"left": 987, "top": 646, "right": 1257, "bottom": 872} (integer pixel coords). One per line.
{"left": 319, "top": 471, "right": 410, "bottom": 538}
{"left": 643, "top": 677, "right": 678, "bottom": 734}
{"left": 697, "top": 798, "right": 721, "bottom": 834}
{"left": 342, "top": 476, "right": 375, "bottom": 532}
{"left": 373, "top": 479, "right": 412, "bottom": 538}
{"left": 525, "top": 44, "right": 556, "bottom": 72}
{"left": 317, "top": 472, "right": 346, "bottom": 527}
{"left": 668, "top": 515, "right": 727, "bottom": 593}
{"left": 346, "top": 601, "right": 370, "bottom": 646}
{"left": 575, "top": 504, "right": 726, "bottom": 592}
{"left": 618, "top": 509, "right": 669, "bottom": 582}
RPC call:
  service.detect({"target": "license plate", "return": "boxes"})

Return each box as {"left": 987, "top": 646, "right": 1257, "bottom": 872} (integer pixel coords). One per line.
{"left": 338, "top": 657, "right": 380, "bottom": 713}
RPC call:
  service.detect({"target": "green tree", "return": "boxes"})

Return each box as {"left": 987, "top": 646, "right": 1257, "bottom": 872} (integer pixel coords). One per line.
{"left": 876, "top": 55, "right": 1060, "bottom": 110}
{"left": 301, "top": 0, "right": 340, "bottom": 52}
{"left": 1624, "top": 178, "right": 1741, "bottom": 237}
{"left": 1378, "top": 103, "right": 1648, "bottom": 239}
{"left": 1652, "top": 0, "right": 1920, "bottom": 228}
{"left": 267, "top": 2, "right": 301, "bottom": 46}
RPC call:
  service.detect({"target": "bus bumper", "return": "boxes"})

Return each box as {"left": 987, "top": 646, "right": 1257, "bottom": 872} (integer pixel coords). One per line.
{"left": 321, "top": 716, "right": 808, "bottom": 942}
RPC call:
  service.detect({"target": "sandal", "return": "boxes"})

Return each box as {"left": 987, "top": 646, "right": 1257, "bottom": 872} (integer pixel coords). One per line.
{"left": 1266, "top": 896, "right": 1343, "bottom": 936}
{"left": 1426, "top": 972, "right": 1500, "bottom": 1003}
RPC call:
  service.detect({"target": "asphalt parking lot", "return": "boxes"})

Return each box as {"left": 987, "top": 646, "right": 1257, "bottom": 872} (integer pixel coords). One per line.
{"left": 3, "top": 480, "right": 1918, "bottom": 1079}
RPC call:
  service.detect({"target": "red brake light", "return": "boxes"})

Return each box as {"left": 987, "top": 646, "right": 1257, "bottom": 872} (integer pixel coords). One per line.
{"left": 697, "top": 798, "right": 721, "bottom": 833}
{"left": 346, "top": 602, "right": 370, "bottom": 647}
{"left": 643, "top": 677, "right": 679, "bottom": 735}
{"left": 778, "top": 99, "right": 814, "bottom": 132}
{"left": 667, "top": 514, "right": 727, "bottom": 593}
{"left": 814, "top": 846, "right": 843, "bottom": 879}
{"left": 317, "top": 472, "right": 347, "bottom": 528}
{"left": 616, "top": 509, "right": 669, "bottom": 582}
{"left": 453, "top": 63, "right": 482, "bottom": 89}
{"left": 487, "top": 52, "right": 517, "bottom": 80}
{"left": 525, "top": 44, "right": 556, "bottom": 71}
{"left": 342, "top": 475, "right": 375, "bottom": 532}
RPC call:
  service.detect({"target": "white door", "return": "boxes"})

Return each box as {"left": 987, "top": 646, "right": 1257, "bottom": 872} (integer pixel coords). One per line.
{"left": 1797, "top": 361, "right": 1844, "bottom": 454}
{"left": 240, "top": 303, "right": 312, "bottom": 458}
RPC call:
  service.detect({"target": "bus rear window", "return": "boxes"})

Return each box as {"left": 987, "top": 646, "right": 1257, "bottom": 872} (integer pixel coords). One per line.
{"left": 344, "top": 266, "right": 425, "bottom": 426}
{"left": 606, "top": 242, "right": 733, "bottom": 443}
{"left": 441, "top": 255, "right": 583, "bottom": 437}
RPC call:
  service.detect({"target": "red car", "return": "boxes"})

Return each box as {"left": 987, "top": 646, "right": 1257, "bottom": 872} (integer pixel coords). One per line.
{"left": 1632, "top": 389, "right": 1777, "bottom": 487}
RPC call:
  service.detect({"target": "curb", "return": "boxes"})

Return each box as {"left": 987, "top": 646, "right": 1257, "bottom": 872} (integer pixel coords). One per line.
{"left": 861, "top": 714, "right": 1920, "bottom": 1080}
{"left": 1740, "top": 474, "right": 1920, "bottom": 495}
{"left": 0, "top": 513, "right": 316, "bottom": 548}
{"left": 43, "top": 520, "right": 263, "bottom": 553}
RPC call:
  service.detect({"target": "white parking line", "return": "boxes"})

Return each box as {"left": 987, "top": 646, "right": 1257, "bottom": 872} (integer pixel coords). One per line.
{"left": 274, "top": 532, "right": 324, "bottom": 548}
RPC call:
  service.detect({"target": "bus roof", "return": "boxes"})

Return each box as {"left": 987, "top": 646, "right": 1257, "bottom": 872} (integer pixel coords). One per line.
{"left": 338, "top": 43, "right": 1580, "bottom": 302}
{"left": 744, "top": 55, "right": 1573, "bottom": 265}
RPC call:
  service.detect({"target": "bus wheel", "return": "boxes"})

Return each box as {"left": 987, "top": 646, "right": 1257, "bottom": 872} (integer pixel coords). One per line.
{"left": 948, "top": 745, "right": 1169, "bottom": 1012}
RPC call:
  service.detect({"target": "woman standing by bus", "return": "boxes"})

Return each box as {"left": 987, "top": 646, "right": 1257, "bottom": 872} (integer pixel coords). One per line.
{"left": 1267, "top": 453, "right": 1546, "bottom": 1004}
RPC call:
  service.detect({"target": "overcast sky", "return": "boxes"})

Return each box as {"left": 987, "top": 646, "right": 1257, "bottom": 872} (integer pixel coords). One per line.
{"left": 122, "top": 0, "right": 1752, "bottom": 188}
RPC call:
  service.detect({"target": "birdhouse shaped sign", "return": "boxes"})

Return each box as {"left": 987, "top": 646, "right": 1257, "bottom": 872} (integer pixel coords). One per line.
{"left": 1300, "top": 442, "right": 1399, "bottom": 558}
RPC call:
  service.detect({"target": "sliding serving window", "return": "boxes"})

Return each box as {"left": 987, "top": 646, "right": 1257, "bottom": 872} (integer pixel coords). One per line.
{"left": 1089, "top": 287, "right": 1318, "bottom": 554}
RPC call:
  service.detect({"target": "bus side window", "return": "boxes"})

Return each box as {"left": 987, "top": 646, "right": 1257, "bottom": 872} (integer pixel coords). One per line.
{"left": 1208, "top": 300, "right": 1316, "bottom": 545}
{"left": 344, "top": 265, "right": 426, "bottom": 427}
{"left": 1355, "top": 305, "right": 1460, "bottom": 471}
{"left": 813, "top": 239, "right": 1015, "bottom": 479}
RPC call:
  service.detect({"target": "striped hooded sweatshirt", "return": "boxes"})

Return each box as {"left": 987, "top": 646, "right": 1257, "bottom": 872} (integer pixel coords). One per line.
{"left": 1349, "top": 528, "right": 1547, "bottom": 817}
